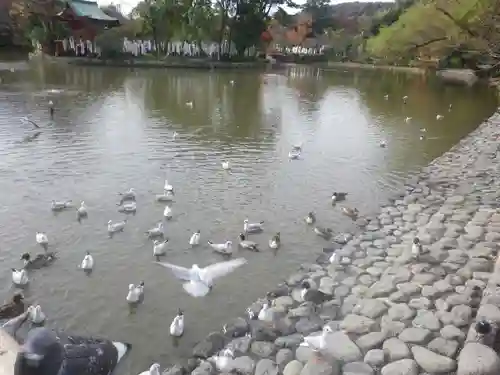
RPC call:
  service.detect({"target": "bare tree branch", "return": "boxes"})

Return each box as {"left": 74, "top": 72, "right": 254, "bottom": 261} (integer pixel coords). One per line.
{"left": 409, "top": 36, "right": 448, "bottom": 51}
{"left": 435, "top": 6, "right": 477, "bottom": 37}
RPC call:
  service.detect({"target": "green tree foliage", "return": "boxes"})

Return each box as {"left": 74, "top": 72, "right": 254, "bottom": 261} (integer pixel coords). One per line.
{"left": 366, "top": 0, "right": 500, "bottom": 66}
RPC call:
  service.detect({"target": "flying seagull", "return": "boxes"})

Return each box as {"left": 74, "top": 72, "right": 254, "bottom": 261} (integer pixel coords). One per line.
{"left": 153, "top": 258, "right": 247, "bottom": 297}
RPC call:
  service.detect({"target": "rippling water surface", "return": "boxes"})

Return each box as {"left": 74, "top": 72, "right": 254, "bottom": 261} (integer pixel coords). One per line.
{"left": 0, "top": 61, "right": 497, "bottom": 373}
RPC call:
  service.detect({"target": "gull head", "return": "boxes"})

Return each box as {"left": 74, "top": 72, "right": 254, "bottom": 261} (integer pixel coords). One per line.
{"left": 225, "top": 241, "right": 233, "bottom": 247}
{"left": 192, "top": 264, "right": 200, "bottom": 272}
{"left": 239, "top": 233, "right": 245, "bottom": 241}
{"left": 21, "top": 253, "right": 31, "bottom": 261}
{"left": 108, "top": 220, "right": 112, "bottom": 225}
{"left": 177, "top": 309, "right": 183, "bottom": 316}
{"left": 301, "top": 280, "right": 312, "bottom": 290}
{"left": 222, "top": 348, "right": 234, "bottom": 357}
{"left": 80, "top": 201, "right": 85, "bottom": 206}
{"left": 413, "top": 237, "right": 420, "bottom": 245}
{"left": 196, "top": 230, "right": 201, "bottom": 234}
{"left": 323, "top": 325, "right": 333, "bottom": 333}
{"left": 128, "top": 284, "right": 134, "bottom": 291}
{"left": 243, "top": 219, "right": 249, "bottom": 224}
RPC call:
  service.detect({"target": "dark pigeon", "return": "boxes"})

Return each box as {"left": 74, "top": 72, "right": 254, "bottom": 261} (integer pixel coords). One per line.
{"left": 14, "top": 327, "right": 131, "bottom": 375}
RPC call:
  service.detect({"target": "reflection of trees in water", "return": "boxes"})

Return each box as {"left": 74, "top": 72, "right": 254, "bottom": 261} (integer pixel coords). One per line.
{"left": 322, "top": 70, "right": 497, "bottom": 129}
{"left": 285, "top": 67, "right": 329, "bottom": 113}
{"left": 142, "top": 72, "right": 269, "bottom": 141}
{"left": 32, "top": 64, "right": 127, "bottom": 93}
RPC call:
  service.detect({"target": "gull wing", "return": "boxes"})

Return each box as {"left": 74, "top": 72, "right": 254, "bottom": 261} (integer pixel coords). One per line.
{"left": 200, "top": 258, "right": 247, "bottom": 284}
{"left": 154, "top": 262, "right": 192, "bottom": 281}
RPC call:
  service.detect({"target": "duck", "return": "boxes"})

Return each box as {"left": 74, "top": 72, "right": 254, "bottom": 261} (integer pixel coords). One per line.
{"left": 117, "top": 201, "right": 137, "bottom": 214}
{"left": 12, "top": 268, "right": 29, "bottom": 286}
{"left": 80, "top": 251, "right": 94, "bottom": 271}
{"left": 164, "top": 179, "right": 174, "bottom": 192}
{"left": 0, "top": 293, "right": 24, "bottom": 319}
{"left": 185, "top": 101, "right": 193, "bottom": 108}
{"left": 139, "top": 363, "right": 161, "bottom": 375}
{"left": 163, "top": 205, "right": 173, "bottom": 219}
{"left": 51, "top": 200, "right": 72, "bottom": 211}
{"left": 405, "top": 117, "right": 412, "bottom": 123}
{"left": 154, "top": 258, "right": 247, "bottom": 297}
{"left": 189, "top": 230, "right": 201, "bottom": 246}
{"left": 21, "top": 252, "right": 57, "bottom": 269}
{"left": 208, "top": 240, "right": 233, "bottom": 255}
{"left": 300, "top": 325, "right": 334, "bottom": 351}
{"left": 145, "top": 222, "right": 164, "bottom": 238}
{"left": 170, "top": 309, "right": 184, "bottom": 337}
{"left": 269, "top": 232, "right": 280, "bottom": 249}
{"left": 16, "top": 327, "right": 131, "bottom": 375}
{"left": 211, "top": 348, "right": 234, "bottom": 372}
{"left": 436, "top": 114, "right": 444, "bottom": 120}
{"left": 238, "top": 233, "right": 259, "bottom": 251}
{"left": 331, "top": 192, "right": 347, "bottom": 203}
{"left": 27, "top": 305, "right": 46, "bottom": 324}
{"left": 258, "top": 300, "right": 271, "bottom": 321}
{"left": 107, "top": 219, "right": 126, "bottom": 235}
{"left": 305, "top": 212, "right": 316, "bottom": 224}
{"left": 118, "top": 188, "right": 136, "bottom": 203}
{"left": 243, "top": 219, "right": 264, "bottom": 234}
{"left": 419, "top": 135, "right": 425, "bottom": 141}
{"left": 379, "top": 140, "right": 387, "bottom": 148}
{"left": 288, "top": 148, "right": 301, "bottom": 159}
{"left": 402, "top": 95, "right": 408, "bottom": 103}
{"left": 155, "top": 191, "right": 174, "bottom": 202}
{"left": 222, "top": 161, "right": 230, "bottom": 170}
{"left": 300, "top": 280, "right": 331, "bottom": 304}
{"left": 35, "top": 232, "right": 49, "bottom": 250}
{"left": 341, "top": 206, "right": 359, "bottom": 219}
{"left": 153, "top": 239, "right": 168, "bottom": 260}
{"left": 314, "top": 226, "right": 333, "bottom": 240}
{"left": 420, "top": 128, "right": 427, "bottom": 132}
{"left": 76, "top": 201, "right": 87, "bottom": 221}
{"left": 411, "top": 237, "right": 422, "bottom": 258}
{"left": 126, "top": 282, "right": 144, "bottom": 304}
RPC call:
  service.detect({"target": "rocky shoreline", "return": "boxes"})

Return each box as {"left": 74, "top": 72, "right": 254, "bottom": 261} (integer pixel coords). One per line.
{"left": 165, "top": 111, "right": 500, "bottom": 375}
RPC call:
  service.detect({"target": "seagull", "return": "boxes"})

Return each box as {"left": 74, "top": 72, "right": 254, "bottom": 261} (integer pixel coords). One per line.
{"left": 186, "top": 102, "right": 193, "bottom": 108}
{"left": 405, "top": 117, "right": 412, "bottom": 123}
{"left": 153, "top": 258, "right": 247, "bottom": 297}
{"left": 412, "top": 237, "right": 422, "bottom": 258}
{"left": 139, "top": 363, "right": 161, "bottom": 375}
{"left": 300, "top": 325, "right": 334, "bottom": 352}
{"left": 222, "top": 161, "right": 230, "bottom": 170}
{"left": 379, "top": 140, "right": 387, "bottom": 148}
{"left": 402, "top": 95, "right": 408, "bottom": 103}
{"left": 436, "top": 114, "right": 444, "bottom": 120}
{"left": 384, "top": 94, "right": 389, "bottom": 100}
{"left": 35, "top": 232, "right": 49, "bottom": 250}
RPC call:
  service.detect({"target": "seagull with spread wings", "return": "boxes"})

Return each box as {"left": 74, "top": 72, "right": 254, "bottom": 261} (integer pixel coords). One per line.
{"left": 153, "top": 258, "right": 247, "bottom": 297}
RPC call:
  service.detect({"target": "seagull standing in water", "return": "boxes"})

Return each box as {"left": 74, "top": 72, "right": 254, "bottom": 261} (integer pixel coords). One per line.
{"left": 153, "top": 258, "right": 247, "bottom": 297}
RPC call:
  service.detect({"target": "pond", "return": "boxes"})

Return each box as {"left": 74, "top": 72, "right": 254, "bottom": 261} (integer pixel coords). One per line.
{"left": 0, "top": 61, "right": 497, "bottom": 373}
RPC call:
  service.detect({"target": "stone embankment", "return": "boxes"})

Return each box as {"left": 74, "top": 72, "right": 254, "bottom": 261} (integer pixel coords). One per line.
{"left": 167, "top": 111, "right": 500, "bottom": 375}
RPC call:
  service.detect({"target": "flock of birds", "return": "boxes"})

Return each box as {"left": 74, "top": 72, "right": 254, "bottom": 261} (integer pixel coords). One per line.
{"left": 1, "top": 93, "right": 451, "bottom": 375}
{"left": 378, "top": 95, "right": 452, "bottom": 147}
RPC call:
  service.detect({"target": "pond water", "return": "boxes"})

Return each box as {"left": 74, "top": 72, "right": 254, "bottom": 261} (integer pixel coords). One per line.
{"left": 0, "top": 61, "right": 497, "bottom": 373}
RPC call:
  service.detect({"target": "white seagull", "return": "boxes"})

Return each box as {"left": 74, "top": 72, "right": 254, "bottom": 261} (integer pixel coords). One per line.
{"left": 153, "top": 258, "right": 247, "bottom": 297}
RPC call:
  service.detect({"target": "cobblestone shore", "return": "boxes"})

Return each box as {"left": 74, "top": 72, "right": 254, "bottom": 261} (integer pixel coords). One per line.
{"left": 168, "top": 112, "right": 500, "bottom": 375}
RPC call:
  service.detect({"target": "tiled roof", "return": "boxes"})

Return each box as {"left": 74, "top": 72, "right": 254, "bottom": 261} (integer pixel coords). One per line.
{"left": 65, "top": 0, "right": 119, "bottom": 22}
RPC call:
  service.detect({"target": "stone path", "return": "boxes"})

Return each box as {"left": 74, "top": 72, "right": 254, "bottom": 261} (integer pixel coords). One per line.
{"left": 169, "top": 115, "right": 500, "bottom": 375}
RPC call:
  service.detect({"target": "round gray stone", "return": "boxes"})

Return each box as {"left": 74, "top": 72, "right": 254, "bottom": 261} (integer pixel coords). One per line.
{"left": 255, "top": 359, "right": 278, "bottom": 375}
{"left": 398, "top": 328, "right": 432, "bottom": 344}
{"left": 383, "top": 337, "right": 410, "bottom": 361}
{"left": 364, "top": 349, "right": 385, "bottom": 367}
{"left": 342, "top": 362, "right": 374, "bottom": 375}
{"left": 457, "top": 343, "right": 500, "bottom": 375}
{"left": 283, "top": 360, "right": 303, "bottom": 375}
{"left": 411, "top": 345, "right": 457, "bottom": 373}
{"left": 381, "top": 359, "right": 418, "bottom": 375}
{"left": 276, "top": 348, "right": 294, "bottom": 370}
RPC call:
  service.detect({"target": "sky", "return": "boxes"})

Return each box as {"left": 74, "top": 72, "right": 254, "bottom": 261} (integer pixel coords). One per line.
{"left": 97, "top": 0, "right": 395, "bottom": 19}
